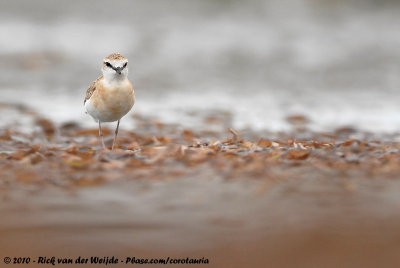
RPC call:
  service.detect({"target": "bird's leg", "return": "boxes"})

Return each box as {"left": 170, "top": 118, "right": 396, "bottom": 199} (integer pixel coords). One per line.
{"left": 98, "top": 121, "right": 107, "bottom": 150}
{"left": 112, "top": 119, "right": 120, "bottom": 151}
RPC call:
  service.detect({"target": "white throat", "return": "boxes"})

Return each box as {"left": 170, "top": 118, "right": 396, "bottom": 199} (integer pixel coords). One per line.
{"left": 103, "top": 72, "right": 128, "bottom": 86}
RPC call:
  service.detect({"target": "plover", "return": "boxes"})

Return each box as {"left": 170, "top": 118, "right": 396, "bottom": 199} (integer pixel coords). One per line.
{"left": 84, "top": 53, "right": 135, "bottom": 150}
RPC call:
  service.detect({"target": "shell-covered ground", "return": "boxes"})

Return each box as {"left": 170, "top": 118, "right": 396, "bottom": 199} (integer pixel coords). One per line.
{"left": 2, "top": 104, "right": 400, "bottom": 185}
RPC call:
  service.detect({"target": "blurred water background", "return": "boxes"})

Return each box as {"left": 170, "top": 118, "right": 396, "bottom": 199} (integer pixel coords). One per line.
{"left": 1, "top": 0, "right": 400, "bottom": 132}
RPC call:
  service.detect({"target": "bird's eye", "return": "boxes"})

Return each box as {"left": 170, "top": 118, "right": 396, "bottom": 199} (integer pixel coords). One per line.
{"left": 105, "top": 62, "right": 112, "bottom": 67}
{"left": 123, "top": 62, "right": 128, "bottom": 68}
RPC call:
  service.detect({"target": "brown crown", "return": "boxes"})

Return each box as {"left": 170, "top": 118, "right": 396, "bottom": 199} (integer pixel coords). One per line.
{"left": 104, "top": 53, "right": 127, "bottom": 61}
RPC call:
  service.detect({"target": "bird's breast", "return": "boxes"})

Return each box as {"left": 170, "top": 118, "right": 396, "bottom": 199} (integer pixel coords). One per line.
{"left": 90, "top": 80, "right": 135, "bottom": 122}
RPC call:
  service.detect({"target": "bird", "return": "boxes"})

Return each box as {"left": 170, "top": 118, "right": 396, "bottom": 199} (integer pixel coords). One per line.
{"left": 84, "top": 53, "right": 135, "bottom": 150}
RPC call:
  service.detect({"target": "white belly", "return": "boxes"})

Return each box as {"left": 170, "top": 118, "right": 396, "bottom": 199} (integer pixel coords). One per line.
{"left": 85, "top": 95, "right": 134, "bottom": 123}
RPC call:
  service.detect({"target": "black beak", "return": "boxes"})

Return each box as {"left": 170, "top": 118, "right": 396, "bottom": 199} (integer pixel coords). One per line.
{"left": 115, "top": 67, "right": 122, "bottom": 75}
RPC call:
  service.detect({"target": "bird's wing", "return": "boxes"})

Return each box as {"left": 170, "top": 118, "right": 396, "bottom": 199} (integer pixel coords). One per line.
{"left": 84, "top": 76, "right": 103, "bottom": 104}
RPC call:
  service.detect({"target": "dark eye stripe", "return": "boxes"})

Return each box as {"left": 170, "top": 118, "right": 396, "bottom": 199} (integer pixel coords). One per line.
{"left": 123, "top": 62, "right": 127, "bottom": 68}
{"left": 105, "top": 62, "right": 112, "bottom": 67}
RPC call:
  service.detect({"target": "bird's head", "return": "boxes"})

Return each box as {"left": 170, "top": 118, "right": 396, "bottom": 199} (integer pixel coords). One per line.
{"left": 102, "top": 53, "right": 128, "bottom": 82}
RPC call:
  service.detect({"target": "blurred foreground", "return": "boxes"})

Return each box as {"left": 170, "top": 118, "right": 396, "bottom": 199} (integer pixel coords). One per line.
{"left": 2, "top": 104, "right": 400, "bottom": 267}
